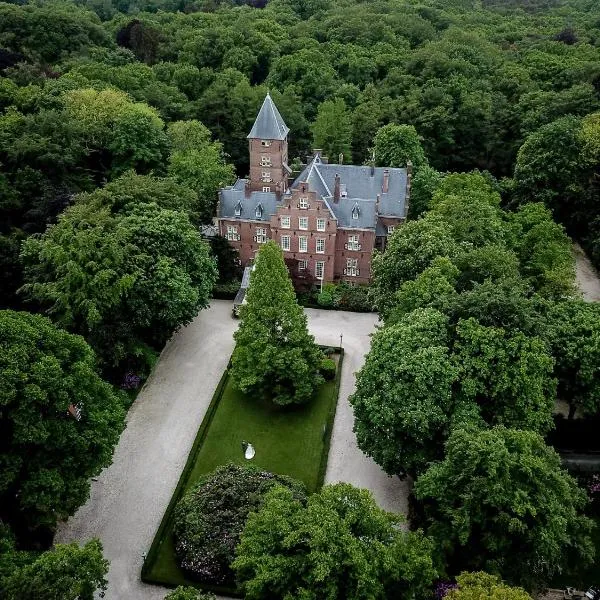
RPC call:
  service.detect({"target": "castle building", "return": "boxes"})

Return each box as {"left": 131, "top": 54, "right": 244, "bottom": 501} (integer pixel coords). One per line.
{"left": 217, "top": 93, "right": 411, "bottom": 284}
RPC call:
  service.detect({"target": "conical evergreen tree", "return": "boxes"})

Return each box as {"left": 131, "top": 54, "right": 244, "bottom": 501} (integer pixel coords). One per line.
{"left": 231, "top": 241, "right": 323, "bottom": 405}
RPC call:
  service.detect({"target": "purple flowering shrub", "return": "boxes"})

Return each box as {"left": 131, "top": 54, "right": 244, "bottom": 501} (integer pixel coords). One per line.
{"left": 173, "top": 464, "right": 306, "bottom": 585}
{"left": 121, "top": 372, "right": 142, "bottom": 390}
{"left": 435, "top": 581, "right": 458, "bottom": 598}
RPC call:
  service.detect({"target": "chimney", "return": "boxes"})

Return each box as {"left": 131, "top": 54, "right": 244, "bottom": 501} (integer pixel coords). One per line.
{"left": 382, "top": 169, "right": 390, "bottom": 194}
{"left": 339, "top": 153, "right": 344, "bottom": 165}
{"left": 245, "top": 179, "right": 251, "bottom": 198}
{"left": 376, "top": 193, "right": 381, "bottom": 214}
{"left": 334, "top": 173, "right": 341, "bottom": 204}
{"left": 370, "top": 162, "right": 375, "bottom": 177}
{"left": 405, "top": 161, "right": 412, "bottom": 218}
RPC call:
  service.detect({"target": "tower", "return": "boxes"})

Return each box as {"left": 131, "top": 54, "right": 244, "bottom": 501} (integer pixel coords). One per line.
{"left": 247, "top": 93, "right": 291, "bottom": 195}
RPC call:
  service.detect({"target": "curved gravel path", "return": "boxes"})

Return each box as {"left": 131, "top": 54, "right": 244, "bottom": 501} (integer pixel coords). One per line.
{"left": 55, "top": 301, "right": 408, "bottom": 599}
{"left": 574, "top": 243, "right": 600, "bottom": 302}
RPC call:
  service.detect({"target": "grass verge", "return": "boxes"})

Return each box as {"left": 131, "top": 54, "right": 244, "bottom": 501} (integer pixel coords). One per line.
{"left": 141, "top": 347, "right": 344, "bottom": 594}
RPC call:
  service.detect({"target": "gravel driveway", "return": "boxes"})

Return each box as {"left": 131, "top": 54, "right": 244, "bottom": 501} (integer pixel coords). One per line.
{"left": 574, "top": 243, "right": 600, "bottom": 302}
{"left": 55, "top": 301, "right": 408, "bottom": 600}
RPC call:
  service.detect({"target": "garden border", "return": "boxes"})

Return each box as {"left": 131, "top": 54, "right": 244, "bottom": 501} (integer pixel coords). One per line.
{"left": 141, "top": 346, "right": 344, "bottom": 594}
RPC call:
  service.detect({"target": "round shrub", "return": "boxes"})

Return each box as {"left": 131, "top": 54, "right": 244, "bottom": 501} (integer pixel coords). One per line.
{"left": 173, "top": 464, "right": 306, "bottom": 585}
{"left": 320, "top": 358, "right": 336, "bottom": 381}
{"left": 317, "top": 290, "right": 334, "bottom": 307}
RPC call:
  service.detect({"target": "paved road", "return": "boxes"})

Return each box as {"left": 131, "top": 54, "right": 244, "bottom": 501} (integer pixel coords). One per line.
{"left": 574, "top": 243, "right": 600, "bottom": 302}
{"left": 56, "top": 301, "right": 408, "bottom": 600}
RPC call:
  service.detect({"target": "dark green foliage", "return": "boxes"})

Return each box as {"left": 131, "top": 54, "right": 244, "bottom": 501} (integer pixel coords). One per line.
{"left": 414, "top": 427, "right": 594, "bottom": 592}
{"left": 0, "top": 311, "right": 125, "bottom": 532}
{"left": 173, "top": 464, "right": 306, "bottom": 586}
{"left": 164, "top": 587, "right": 216, "bottom": 600}
{"left": 233, "top": 483, "right": 437, "bottom": 600}
{"left": 231, "top": 241, "right": 324, "bottom": 406}
{"left": 319, "top": 358, "right": 336, "bottom": 380}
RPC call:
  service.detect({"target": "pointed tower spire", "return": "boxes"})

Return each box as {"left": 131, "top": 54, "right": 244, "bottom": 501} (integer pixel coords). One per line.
{"left": 247, "top": 93, "right": 289, "bottom": 140}
{"left": 247, "top": 93, "right": 291, "bottom": 195}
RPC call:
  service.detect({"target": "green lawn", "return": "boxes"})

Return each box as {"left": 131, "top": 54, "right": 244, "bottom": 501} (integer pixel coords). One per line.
{"left": 142, "top": 352, "right": 342, "bottom": 592}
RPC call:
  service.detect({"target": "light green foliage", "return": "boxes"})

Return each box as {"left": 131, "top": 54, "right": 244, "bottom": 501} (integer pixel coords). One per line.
{"left": 0, "top": 539, "right": 108, "bottom": 600}
{"left": 453, "top": 318, "right": 555, "bottom": 434}
{"left": 544, "top": 300, "right": 600, "bottom": 417}
{"left": 20, "top": 201, "right": 216, "bottom": 369}
{"left": 506, "top": 203, "right": 576, "bottom": 299}
{"left": 373, "top": 123, "right": 427, "bottom": 169}
{"left": 447, "top": 572, "right": 532, "bottom": 600}
{"left": 164, "top": 587, "right": 216, "bottom": 600}
{"left": 387, "top": 257, "right": 459, "bottom": 322}
{"left": 76, "top": 170, "right": 198, "bottom": 218}
{"left": 0, "top": 311, "right": 125, "bottom": 530}
{"left": 371, "top": 215, "right": 460, "bottom": 320}
{"left": 231, "top": 241, "right": 323, "bottom": 405}
{"left": 351, "top": 308, "right": 458, "bottom": 476}
{"left": 414, "top": 426, "right": 594, "bottom": 591}
{"left": 64, "top": 87, "right": 169, "bottom": 177}
{"left": 311, "top": 98, "right": 352, "bottom": 162}
{"left": 233, "top": 483, "right": 436, "bottom": 600}
{"left": 167, "top": 120, "right": 236, "bottom": 223}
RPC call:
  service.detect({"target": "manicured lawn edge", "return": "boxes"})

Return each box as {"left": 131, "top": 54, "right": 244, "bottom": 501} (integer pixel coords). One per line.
{"left": 141, "top": 364, "right": 238, "bottom": 596}
{"left": 141, "top": 346, "right": 343, "bottom": 594}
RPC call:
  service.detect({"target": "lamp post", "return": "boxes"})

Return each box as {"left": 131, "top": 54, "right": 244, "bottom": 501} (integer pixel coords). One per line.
{"left": 339, "top": 333, "right": 343, "bottom": 350}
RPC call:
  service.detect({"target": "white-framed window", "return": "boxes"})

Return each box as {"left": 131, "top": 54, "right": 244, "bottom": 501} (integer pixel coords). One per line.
{"left": 234, "top": 203, "right": 242, "bottom": 217}
{"left": 261, "top": 140, "right": 271, "bottom": 147}
{"left": 346, "top": 234, "right": 360, "bottom": 251}
{"left": 255, "top": 204, "right": 263, "bottom": 219}
{"left": 352, "top": 207, "right": 360, "bottom": 220}
{"left": 317, "top": 218, "right": 326, "bottom": 232}
{"left": 387, "top": 225, "right": 395, "bottom": 235}
{"left": 299, "top": 236, "right": 308, "bottom": 253}
{"left": 255, "top": 227, "right": 267, "bottom": 244}
{"left": 261, "top": 171, "right": 271, "bottom": 182}
{"left": 298, "top": 259, "right": 308, "bottom": 271}
{"left": 299, "top": 197, "right": 309, "bottom": 209}
{"left": 316, "top": 238, "right": 325, "bottom": 253}
{"left": 298, "top": 216, "right": 308, "bottom": 230}
{"left": 345, "top": 258, "right": 359, "bottom": 277}
{"left": 260, "top": 156, "right": 272, "bottom": 166}
{"left": 281, "top": 235, "right": 291, "bottom": 251}
{"left": 281, "top": 215, "right": 290, "bottom": 229}
{"left": 262, "top": 186, "right": 271, "bottom": 193}
{"left": 226, "top": 225, "right": 239, "bottom": 242}
{"left": 315, "top": 261, "right": 324, "bottom": 280}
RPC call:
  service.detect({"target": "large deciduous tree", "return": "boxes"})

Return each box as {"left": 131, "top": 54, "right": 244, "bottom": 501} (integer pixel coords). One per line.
{"left": 233, "top": 483, "right": 437, "bottom": 600}
{"left": 311, "top": 98, "right": 352, "bottom": 162}
{"left": 371, "top": 215, "right": 460, "bottom": 320}
{"left": 0, "top": 537, "right": 109, "bottom": 600}
{"left": 414, "top": 426, "right": 594, "bottom": 592}
{"left": 373, "top": 123, "right": 427, "bottom": 170}
{"left": 0, "top": 311, "right": 125, "bottom": 531}
{"left": 350, "top": 308, "right": 458, "bottom": 476}
{"left": 20, "top": 201, "right": 216, "bottom": 373}
{"left": 230, "top": 241, "right": 323, "bottom": 405}
{"left": 543, "top": 299, "right": 600, "bottom": 418}
{"left": 453, "top": 317, "right": 556, "bottom": 434}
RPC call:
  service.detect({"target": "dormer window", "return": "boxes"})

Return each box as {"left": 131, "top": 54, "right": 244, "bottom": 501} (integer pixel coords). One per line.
{"left": 352, "top": 203, "right": 360, "bottom": 220}
{"left": 261, "top": 140, "right": 271, "bottom": 147}
{"left": 235, "top": 202, "right": 242, "bottom": 217}
{"left": 255, "top": 203, "right": 263, "bottom": 219}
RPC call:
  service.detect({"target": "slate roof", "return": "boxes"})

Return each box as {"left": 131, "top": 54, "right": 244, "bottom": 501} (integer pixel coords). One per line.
{"left": 247, "top": 93, "right": 289, "bottom": 140}
{"left": 219, "top": 154, "right": 408, "bottom": 232}
{"left": 219, "top": 184, "right": 281, "bottom": 221}
{"left": 293, "top": 154, "right": 408, "bottom": 229}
